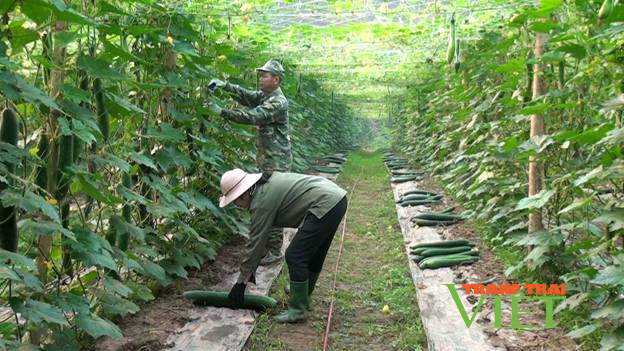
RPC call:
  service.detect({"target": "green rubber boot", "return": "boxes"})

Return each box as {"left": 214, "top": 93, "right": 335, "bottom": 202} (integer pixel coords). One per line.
{"left": 306, "top": 271, "right": 321, "bottom": 310}
{"left": 275, "top": 280, "right": 308, "bottom": 323}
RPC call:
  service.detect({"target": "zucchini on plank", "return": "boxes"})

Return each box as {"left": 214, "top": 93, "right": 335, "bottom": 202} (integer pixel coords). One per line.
{"left": 184, "top": 290, "right": 277, "bottom": 311}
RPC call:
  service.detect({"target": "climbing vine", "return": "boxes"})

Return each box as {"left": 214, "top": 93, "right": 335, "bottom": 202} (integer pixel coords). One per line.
{"left": 0, "top": 0, "right": 362, "bottom": 348}
{"left": 391, "top": 1, "right": 624, "bottom": 349}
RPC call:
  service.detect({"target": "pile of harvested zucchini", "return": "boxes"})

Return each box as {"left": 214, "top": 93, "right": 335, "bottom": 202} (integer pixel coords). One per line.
{"left": 397, "top": 190, "right": 443, "bottom": 207}
{"left": 383, "top": 153, "right": 422, "bottom": 183}
{"left": 313, "top": 153, "right": 346, "bottom": 174}
{"left": 411, "top": 208, "right": 465, "bottom": 226}
{"left": 409, "top": 239, "right": 479, "bottom": 269}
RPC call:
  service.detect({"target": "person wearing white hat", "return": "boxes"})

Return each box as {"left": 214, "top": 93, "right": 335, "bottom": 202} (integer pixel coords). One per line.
{"left": 219, "top": 169, "right": 347, "bottom": 323}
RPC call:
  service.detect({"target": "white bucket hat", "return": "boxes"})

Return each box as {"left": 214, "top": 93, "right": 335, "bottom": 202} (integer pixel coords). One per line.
{"left": 219, "top": 169, "right": 262, "bottom": 207}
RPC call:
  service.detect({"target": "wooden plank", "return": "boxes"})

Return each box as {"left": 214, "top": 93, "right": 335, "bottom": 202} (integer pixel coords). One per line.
{"left": 390, "top": 178, "right": 503, "bottom": 351}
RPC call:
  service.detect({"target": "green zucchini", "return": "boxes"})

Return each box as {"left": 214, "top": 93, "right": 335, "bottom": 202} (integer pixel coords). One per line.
{"left": 400, "top": 199, "right": 439, "bottom": 207}
{"left": 0, "top": 108, "right": 19, "bottom": 252}
{"left": 441, "top": 207, "right": 456, "bottom": 213}
{"left": 411, "top": 239, "right": 473, "bottom": 249}
{"left": 411, "top": 255, "right": 426, "bottom": 263}
{"left": 391, "top": 171, "right": 422, "bottom": 177}
{"left": 183, "top": 290, "right": 277, "bottom": 311}
{"left": 313, "top": 166, "right": 340, "bottom": 174}
{"left": 402, "top": 194, "right": 442, "bottom": 202}
{"left": 446, "top": 17, "right": 456, "bottom": 64}
{"left": 412, "top": 218, "right": 456, "bottom": 226}
{"left": 412, "top": 212, "right": 464, "bottom": 221}
{"left": 391, "top": 175, "right": 419, "bottom": 184}
{"left": 599, "top": 0, "right": 613, "bottom": 21}
{"left": 33, "top": 133, "right": 49, "bottom": 191}
{"left": 418, "top": 246, "right": 474, "bottom": 257}
{"left": 419, "top": 254, "right": 478, "bottom": 269}
{"left": 93, "top": 78, "right": 109, "bottom": 142}
{"left": 403, "top": 189, "right": 438, "bottom": 197}
{"left": 117, "top": 171, "right": 134, "bottom": 251}
{"left": 322, "top": 156, "right": 346, "bottom": 164}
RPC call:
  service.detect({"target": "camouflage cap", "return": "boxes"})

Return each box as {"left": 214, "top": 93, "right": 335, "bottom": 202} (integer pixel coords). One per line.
{"left": 256, "top": 59, "right": 285, "bottom": 79}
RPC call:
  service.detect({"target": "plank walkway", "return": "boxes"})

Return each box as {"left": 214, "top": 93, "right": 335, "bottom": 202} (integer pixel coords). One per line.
{"left": 389, "top": 176, "right": 502, "bottom": 351}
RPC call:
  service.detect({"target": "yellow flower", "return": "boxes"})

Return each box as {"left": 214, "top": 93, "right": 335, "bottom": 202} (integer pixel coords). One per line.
{"left": 217, "top": 55, "right": 227, "bottom": 62}
{"left": 165, "top": 36, "right": 174, "bottom": 45}
{"left": 47, "top": 197, "right": 58, "bottom": 205}
{"left": 382, "top": 304, "right": 390, "bottom": 314}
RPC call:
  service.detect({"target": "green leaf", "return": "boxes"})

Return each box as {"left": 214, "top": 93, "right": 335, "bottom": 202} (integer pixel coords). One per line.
{"left": 76, "top": 56, "right": 126, "bottom": 81}
{"left": 18, "top": 219, "right": 76, "bottom": 241}
{"left": 557, "top": 44, "right": 587, "bottom": 60}
{"left": 22, "top": 0, "right": 52, "bottom": 24}
{"left": 106, "top": 92, "right": 146, "bottom": 114}
{"left": 75, "top": 175, "right": 118, "bottom": 205}
{"left": 14, "top": 75, "right": 60, "bottom": 110}
{"left": 568, "top": 124, "right": 614, "bottom": 144}
{"left": 594, "top": 209, "right": 624, "bottom": 231}
{"left": 53, "top": 31, "right": 79, "bottom": 49}
{"left": 516, "top": 230, "right": 564, "bottom": 247}
{"left": 110, "top": 215, "right": 144, "bottom": 241}
{"left": 161, "top": 261, "right": 188, "bottom": 279}
{"left": 9, "top": 298, "right": 69, "bottom": 326}
{"left": 50, "top": 293, "right": 90, "bottom": 314}
{"left": 59, "top": 84, "right": 90, "bottom": 104}
{"left": 94, "top": 153, "right": 130, "bottom": 173}
{"left": 519, "top": 103, "right": 548, "bottom": 115}
{"left": 129, "top": 151, "right": 157, "bottom": 170}
{"left": 591, "top": 299, "right": 624, "bottom": 320}
{"left": 559, "top": 197, "right": 592, "bottom": 214}
{"left": 97, "top": 0, "right": 129, "bottom": 15}
{"left": 139, "top": 259, "right": 169, "bottom": 284}
{"left": 9, "top": 21, "right": 40, "bottom": 51}
{"left": 515, "top": 190, "right": 555, "bottom": 210}
{"left": 146, "top": 123, "right": 185, "bottom": 142}
{"left": 104, "top": 277, "right": 132, "bottom": 297}
{"left": 600, "top": 326, "right": 624, "bottom": 351}
{"left": 75, "top": 313, "right": 123, "bottom": 339}
{"left": 126, "top": 281, "right": 155, "bottom": 302}
{"left": 0, "top": 189, "right": 60, "bottom": 223}
{"left": 566, "top": 322, "right": 601, "bottom": 339}
{"left": 591, "top": 266, "right": 624, "bottom": 287}
{"left": 574, "top": 166, "right": 606, "bottom": 186}
{"left": 0, "top": 249, "right": 36, "bottom": 269}
{"left": 0, "top": 264, "right": 43, "bottom": 292}
{"left": 98, "top": 290, "right": 140, "bottom": 317}
{"left": 531, "top": 0, "right": 563, "bottom": 17}
{"left": 69, "top": 228, "right": 117, "bottom": 270}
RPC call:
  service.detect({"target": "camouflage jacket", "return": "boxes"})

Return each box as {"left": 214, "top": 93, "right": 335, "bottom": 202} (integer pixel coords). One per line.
{"left": 220, "top": 83, "right": 292, "bottom": 172}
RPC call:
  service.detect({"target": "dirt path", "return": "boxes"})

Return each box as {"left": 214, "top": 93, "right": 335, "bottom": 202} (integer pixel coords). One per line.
{"left": 244, "top": 151, "right": 426, "bottom": 351}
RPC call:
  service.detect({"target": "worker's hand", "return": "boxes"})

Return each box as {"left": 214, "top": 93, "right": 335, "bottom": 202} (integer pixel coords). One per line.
{"left": 228, "top": 282, "right": 246, "bottom": 306}
{"left": 208, "top": 78, "right": 226, "bottom": 90}
{"left": 204, "top": 101, "right": 223, "bottom": 116}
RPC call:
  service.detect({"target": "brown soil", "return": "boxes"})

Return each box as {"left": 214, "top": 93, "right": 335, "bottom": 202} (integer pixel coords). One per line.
{"left": 93, "top": 237, "right": 247, "bottom": 351}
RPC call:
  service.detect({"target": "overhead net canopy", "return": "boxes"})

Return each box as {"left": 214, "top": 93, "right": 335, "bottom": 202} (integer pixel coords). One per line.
{"left": 211, "top": 0, "right": 533, "bottom": 118}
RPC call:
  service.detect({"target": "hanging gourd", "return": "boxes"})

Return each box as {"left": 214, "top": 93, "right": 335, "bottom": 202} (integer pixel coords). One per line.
{"left": 598, "top": 0, "right": 613, "bottom": 26}
{"left": 446, "top": 15, "right": 456, "bottom": 64}
{"left": 454, "top": 39, "right": 461, "bottom": 72}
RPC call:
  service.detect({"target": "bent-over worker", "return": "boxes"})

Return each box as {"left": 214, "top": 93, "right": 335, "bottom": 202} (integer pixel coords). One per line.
{"left": 219, "top": 169, "right": 347, "bottom": 323}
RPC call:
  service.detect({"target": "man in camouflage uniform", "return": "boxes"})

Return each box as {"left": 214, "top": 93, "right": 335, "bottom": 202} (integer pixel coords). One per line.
{"left": 206, "top": 59, "right": 292, "bottom": 265}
